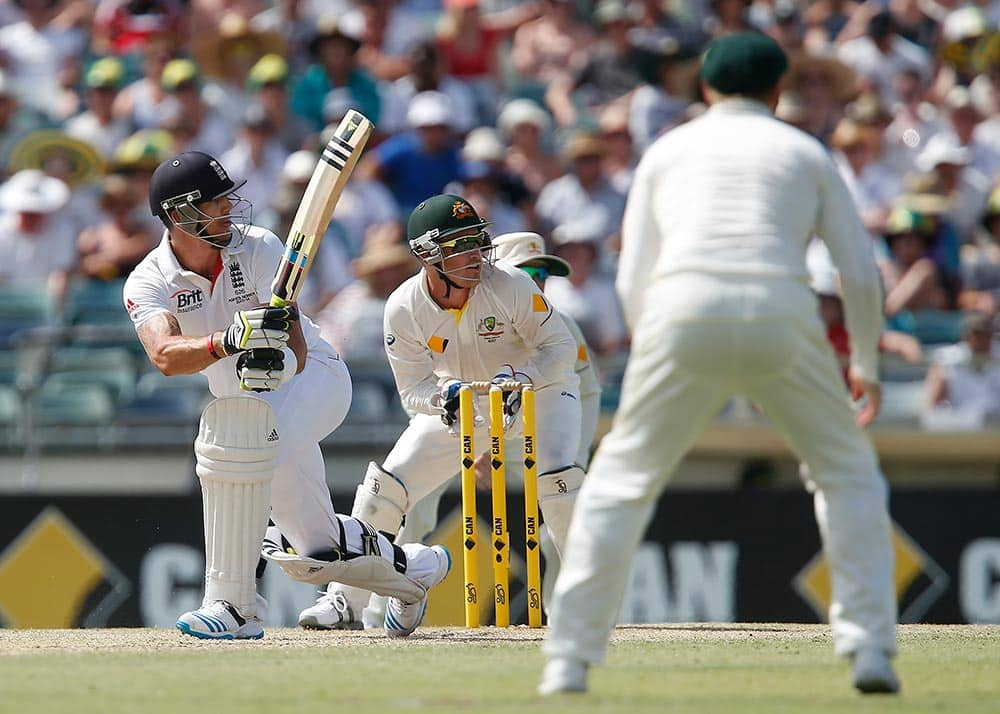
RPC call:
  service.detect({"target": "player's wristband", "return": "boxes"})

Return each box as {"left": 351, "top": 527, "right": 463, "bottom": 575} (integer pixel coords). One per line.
{"left": 207, "top": 333, "right": 222, "bottom": 359}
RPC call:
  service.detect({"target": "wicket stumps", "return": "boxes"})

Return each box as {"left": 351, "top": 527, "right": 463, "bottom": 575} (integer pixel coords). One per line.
{"left": 459, "top": 382, "right": 543, "bottom": 628}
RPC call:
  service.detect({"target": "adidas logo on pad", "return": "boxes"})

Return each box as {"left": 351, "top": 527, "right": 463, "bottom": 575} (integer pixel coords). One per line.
{"left": 267, "top": 429, "right": 279, "bottom": 442}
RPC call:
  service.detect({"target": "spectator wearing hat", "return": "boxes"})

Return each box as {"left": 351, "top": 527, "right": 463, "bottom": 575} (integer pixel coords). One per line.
{"left": 545, "top": 222, "right": 628, "bottom": 356}
{"left": 782, "top": 51, "right": 858, "bottom": 142}
{"left": 830, "top": 118, "right": 903, "bottom": 235}
{"left": 498, "top": 98, "right": 562, "bottom": 197}
{"left": 435, "top": 0, "right": 540, "bottom": 122}
{"left": 940, "top": 86, "right": 1000, "bottom": 181}
{"left": 0, "top": 0, "right": 86, "bottom": 120}
{"left": 0, "top": 170, "right": 77, "bottom": 302}
{"left": 630, "top": 0, "right": 707, "bottom": 57}
{"left": 381, "top": 40, "right": 478, "bottom": 135}
{"left": 836, "top": 10, "right": 932, "bottom": 106}
{"left": 461, "top": 126, "right": 535, "bottom": 223}
{"left": 291, "top": 15, "right": 380, "bottom": 131}
{"left": 76, "top": 173, "right": 158, "bottom": 281}
{"left": 195, "top": 13, "right": 287, "bottom": 130}
{"left": 879, "top": 207, "right": 950, "bottom": 317}
{"left": 545, "top": 0, "right": 644, "bottom": 128}
{"left": 924, "top": 311, "right": 1000, "bottom": 420}
{"left": 245, "top": 54, "right": 313, "bottom": 153}
{"left": 363, "top": 90, "right": 462, "bottom": 217}
{"left": 958, "top": 187, "right": 1000, "bottom": 318}
{"left": 510, "top": 0, "right": 595, "bottom": 102}
{"left": 156, "top": 59, "right": 232, "bottom": 158}
{"left": 220, "top": 103, "right": 291, "bottom": 217}
{"left": 599, "top": 105, "right": 636, "bottom": 195}
{"left": 316, "top": 226, "right": 419, "bottom": 365}
{"left": 929, "top": 6, "right": 990, "bottom": 102}
{"left": 108, "top": 129, "right": 175, "bottom": 235}
{"left": 915, "top": 132, "right": 990, "bottom": 243}
{"left": 535, "top": 131, "right": 627, "bottom": 245}
{"left": 66, "top": 57, "right": 132, "bottom": 159}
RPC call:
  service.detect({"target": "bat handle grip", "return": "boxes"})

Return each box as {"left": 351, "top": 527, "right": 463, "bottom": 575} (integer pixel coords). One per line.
{"left": 269, "top": 295, "right": 289, "bottom": 308}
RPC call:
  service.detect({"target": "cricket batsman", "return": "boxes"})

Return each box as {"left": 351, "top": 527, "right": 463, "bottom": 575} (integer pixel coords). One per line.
{"left": 540, "top": 33, "right": 899, "bottom": 695}
{"left": 298, "top": 195, "right": 583, "bottom": 629}
{"left": 124, "top": 152, "right": 449, "bottom": 640}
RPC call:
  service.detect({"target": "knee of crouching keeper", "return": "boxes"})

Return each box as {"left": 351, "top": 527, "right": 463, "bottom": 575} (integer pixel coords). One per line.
{"left": 351, "top": 461, "right": 409, "bottom": 532}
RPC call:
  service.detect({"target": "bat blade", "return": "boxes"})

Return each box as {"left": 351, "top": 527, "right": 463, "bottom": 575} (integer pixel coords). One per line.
{"left": 270, "top": 110, "right": 374, "bottom": 306}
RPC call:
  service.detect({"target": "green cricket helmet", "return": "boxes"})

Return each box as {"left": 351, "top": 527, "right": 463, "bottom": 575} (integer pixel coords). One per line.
{"left": 406, "top": 193, "right": 492, "bottom": 265}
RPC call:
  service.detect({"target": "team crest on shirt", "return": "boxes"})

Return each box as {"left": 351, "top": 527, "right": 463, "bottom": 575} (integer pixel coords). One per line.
{"left": 452, "top": 201, "right": 473, "bottom": 219}
{"left": 172, "top": 288, "right": 204, "bottom": 313}
{"left": 477, "top": 315, "right": 505, "bottom": 342}
{"left": 226, "top": 262, "right": 255, "bottom": 304}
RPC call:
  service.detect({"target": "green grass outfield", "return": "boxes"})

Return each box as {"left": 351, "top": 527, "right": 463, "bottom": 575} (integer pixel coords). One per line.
{"left": 0, "top": 624, "right": 997, "bottom": 714}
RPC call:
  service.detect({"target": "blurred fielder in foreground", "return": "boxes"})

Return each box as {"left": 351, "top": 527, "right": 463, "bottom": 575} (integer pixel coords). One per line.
{"left": 124, "top": 152, "right": 449, "bottom": 640}
{"left": 540, "top": 33, "right": 899, "bottom": 695}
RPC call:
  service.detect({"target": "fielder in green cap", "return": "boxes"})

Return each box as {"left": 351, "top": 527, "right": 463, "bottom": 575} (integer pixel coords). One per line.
{"left": 541, "top": 30, "right": 899, "bottom": 703}
{"left": 308, "top": 194, "right": 586, "bottom": 632}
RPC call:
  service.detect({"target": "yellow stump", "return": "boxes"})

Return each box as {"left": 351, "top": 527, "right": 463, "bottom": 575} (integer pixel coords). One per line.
{"left": 489, "top": 387, "right": 510, "bottom": 628}
{"left": 459, "top": 386, "right": 479, "bottom": 628}
{"left": 521, "top": 386, "right": 543, "bottom": 627}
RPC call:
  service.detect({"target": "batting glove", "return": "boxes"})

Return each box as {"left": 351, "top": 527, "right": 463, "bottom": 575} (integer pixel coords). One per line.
{"left": 236, "top": 347, "right": 295, "bottom": 392}
{"left": 221, "top": 305, "right": 298, "bottom": 356}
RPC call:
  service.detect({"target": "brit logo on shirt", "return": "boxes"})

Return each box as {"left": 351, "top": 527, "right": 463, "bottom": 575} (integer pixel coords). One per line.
{"left": 477, "top": 315, "right": 505, "bottom": 343}
{"left": 173, "top": 288, "right": 204, "bottom": 313}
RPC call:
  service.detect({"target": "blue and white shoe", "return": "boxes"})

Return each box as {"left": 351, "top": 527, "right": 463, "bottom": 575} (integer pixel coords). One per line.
{"left": 384, "top": 545, "right": 451, "bottom": 638}
{"left": 176, "top": 600, "right": 264, "bottom": 640}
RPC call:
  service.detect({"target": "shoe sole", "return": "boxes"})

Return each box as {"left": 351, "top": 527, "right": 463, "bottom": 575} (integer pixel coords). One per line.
{"left": 175, "top": 621, "right": 264, "bottom": 640}
{"left": 298, "top": 617, "right": 364, "bottom": 631}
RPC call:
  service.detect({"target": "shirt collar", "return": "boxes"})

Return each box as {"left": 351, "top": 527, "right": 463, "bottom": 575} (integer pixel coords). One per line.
{"left": 156, "top": 228, "right": 249, "bottom": 282}
{"left": 707, "top": 97, "right": 775, "bottom": 118}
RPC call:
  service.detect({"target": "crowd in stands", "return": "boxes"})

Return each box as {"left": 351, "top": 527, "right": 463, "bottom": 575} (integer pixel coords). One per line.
{"left": 1, "top": 0, "right": 999, "bottom": 444}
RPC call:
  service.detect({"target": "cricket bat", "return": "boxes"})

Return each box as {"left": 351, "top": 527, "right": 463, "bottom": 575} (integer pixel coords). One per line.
{"left": 270, "top": 110, "right": 374, "bottom": 307}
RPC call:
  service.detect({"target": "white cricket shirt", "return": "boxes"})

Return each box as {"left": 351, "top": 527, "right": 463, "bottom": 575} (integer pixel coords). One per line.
{"left": 123, "top": 224, "right": 335, "bottom": 397}
{"left": 383, "top": 262, "right": 579, "bottom": 415}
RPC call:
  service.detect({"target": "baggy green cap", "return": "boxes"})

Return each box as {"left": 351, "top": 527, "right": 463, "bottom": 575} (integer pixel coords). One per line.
{"left": 700, "top": 32, "right": 788, "bottom": 95}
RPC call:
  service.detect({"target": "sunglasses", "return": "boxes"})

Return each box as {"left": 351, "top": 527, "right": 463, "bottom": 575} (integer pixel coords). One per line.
{"left": 520, "top": 265, "right": 549, "bottom": 281}
{"left": 439, "top": 231, "right": 491, "bottom": 252}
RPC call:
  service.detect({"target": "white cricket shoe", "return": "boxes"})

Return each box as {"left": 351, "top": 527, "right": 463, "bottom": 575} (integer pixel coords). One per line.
{"left": 176, "top": 600, "right": 264, "bottom": 640}
{"left": 384, "top": 545, "right": 450, "bottom": 638}
{"left": 538, "top": 656, "right": 588, "bottom": 695}
{"left": 852, "top": 647, "right": 900, "bottom": 694}
{"left": 298, "top": 588, "right": 363, "bottom": 630}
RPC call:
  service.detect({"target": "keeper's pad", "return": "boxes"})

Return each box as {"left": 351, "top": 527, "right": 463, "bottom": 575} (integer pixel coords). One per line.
{"left": 537, "top": 465, "right": 585, "bottom": 558}
{"left": 350, "top": 462, "right": 409, "bottom": 534}
{"left": 195, "top": 396, "right": 278, "bottom": 617}
{"left": 261, "top": 523, "right": 425, "bottom": 602}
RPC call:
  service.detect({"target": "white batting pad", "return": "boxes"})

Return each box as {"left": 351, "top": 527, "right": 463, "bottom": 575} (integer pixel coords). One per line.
{"left": 195, "top": 396, "right": 278, "bottom": 617}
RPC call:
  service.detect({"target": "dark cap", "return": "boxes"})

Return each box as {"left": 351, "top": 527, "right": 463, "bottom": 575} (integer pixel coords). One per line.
{"left": 700, "top": 32, "right": 788, "bottom": 95}
{"left": 149, "top": 151, "right": 246, "bottom": 218}
{"left": 406, "top": 193, "right": 489, "bottom": 245}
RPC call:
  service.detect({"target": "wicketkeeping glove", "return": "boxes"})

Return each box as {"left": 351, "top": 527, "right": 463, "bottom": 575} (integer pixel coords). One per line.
{"left": 436, "top": 380, "right": 463, "bottom": 428}
{"left": 236, "top": 348, "right": 292, "bottom": 392}
{"left": 221, "top": 305, "right": 298, "bottom": 355}
{"left": 491, "top": 366, "right": 531, "bottom": 429}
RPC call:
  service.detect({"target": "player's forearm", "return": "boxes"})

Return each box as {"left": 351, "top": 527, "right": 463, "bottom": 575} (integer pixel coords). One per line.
{"left": 148, "top": 333, "right": 223, "bottom": 376}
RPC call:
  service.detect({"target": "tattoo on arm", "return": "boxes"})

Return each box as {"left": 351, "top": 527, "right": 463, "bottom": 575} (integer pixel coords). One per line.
{"left": 136, "top": 312, "right": 181, "bottom": 358}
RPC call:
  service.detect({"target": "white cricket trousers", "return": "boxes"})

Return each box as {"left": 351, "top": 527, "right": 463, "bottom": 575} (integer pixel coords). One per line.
{"left": 261, "top": 352, "right": 352, "bottom": 555}
{"left": 545, "top": 273, "right": 897, "bottom": 663}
